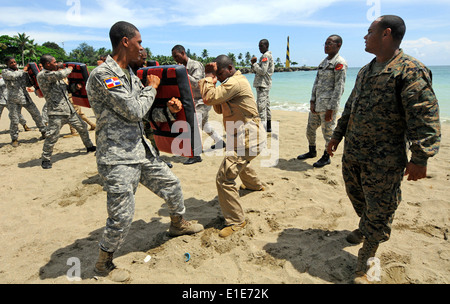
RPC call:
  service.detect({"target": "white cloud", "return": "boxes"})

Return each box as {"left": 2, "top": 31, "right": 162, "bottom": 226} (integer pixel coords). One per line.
{"left": 0, "top": 0, "right": 348, "bottom": 28}
{"left": 402, "top": 37, "right": 450, "bottom": 65}
{"left": 0, "top": 0, "right": 168, "bottom": 29}
{"left": 170, "top": 0, "right": 341, "bottom": 26}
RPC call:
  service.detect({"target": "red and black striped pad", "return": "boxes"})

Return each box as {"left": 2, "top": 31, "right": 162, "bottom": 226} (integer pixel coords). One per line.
{"left": 64, "top": 62, "right": 90, "bottom": 108}
{"left": 26, "top": 62, "right": 44, "bottom": 98}
{"left": 137, "top": 65, "right": 202, "bottom": 158}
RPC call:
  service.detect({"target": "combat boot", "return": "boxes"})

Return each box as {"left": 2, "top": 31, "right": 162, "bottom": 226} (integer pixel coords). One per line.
{"left": 183, "top": 156, "right": 202, "bottom": 165}
{"left": 11, "top": 140, "right": 19, "bottom": 148}
{"left": 297, "top": 146, "right": 317, "bottom": 160}
{"left": 169, "top": 215, "right": 204, "bottom": 237}
{"left": 346, "top": 228, "right": 364, "bottom": 244}
{"left": 41, "top": 160, "right": 52, "bottom": 169}
{"left": 354, "top": 240, "right": 380, "bottom": 284}
{"left": 313, "top": 151, "right": 331, "bottom": 168}
{"left": 23, "top": 124, "right": 31, "bottom": 131}
{"left": 219, "top": 221, "right": 247, "bottom": 238}
{"left": 94, "top": 249, "right": 130, "bottom": 282}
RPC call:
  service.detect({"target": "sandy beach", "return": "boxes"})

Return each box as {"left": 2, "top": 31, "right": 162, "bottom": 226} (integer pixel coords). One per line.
{"left": 0, "top": 93, "right": 449, "bottom": 285}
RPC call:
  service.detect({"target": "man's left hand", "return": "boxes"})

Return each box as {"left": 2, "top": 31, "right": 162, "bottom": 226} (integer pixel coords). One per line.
{"left": 404, "top": 162, "right": 427, "bottom": 181}
{"left": 325, "top": 110, "right": 334, "bottom": 122}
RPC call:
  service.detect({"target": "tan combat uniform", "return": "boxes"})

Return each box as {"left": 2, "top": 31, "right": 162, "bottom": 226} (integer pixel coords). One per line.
{"left": 199, "top": 71, "right": 266, "bottom": 225}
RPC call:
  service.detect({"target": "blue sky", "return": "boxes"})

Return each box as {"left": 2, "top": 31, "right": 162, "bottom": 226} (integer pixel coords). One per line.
{"left": 1, "top": 0, "right": 449, "bottom": 67}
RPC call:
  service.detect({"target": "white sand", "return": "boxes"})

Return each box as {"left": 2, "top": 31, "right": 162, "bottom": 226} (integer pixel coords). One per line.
{"left": 0, "top": 94, "right": 448, "bottom": 284}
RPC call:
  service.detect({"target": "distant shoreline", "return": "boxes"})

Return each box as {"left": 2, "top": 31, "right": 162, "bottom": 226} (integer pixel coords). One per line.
{"left": 238, "top": 66, "right": 318, "bottom": 74}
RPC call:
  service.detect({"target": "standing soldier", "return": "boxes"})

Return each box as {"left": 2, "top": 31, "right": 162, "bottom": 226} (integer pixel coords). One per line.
{"left": 0, "top": 76, "right": 30, "bottom": 131}
{"left": 251, "top": 39, "right": 275, "bottom": 132}
{"left": 297, "top": 35, "right": 347, "bottom": 168}
{"left": 2, "top": 57, "right": 47, "bottom": 147}
{"left": 327, "top": 15, "right": 441, "bottom": 284}
{"left": 0, "top": 76, "right": 7, "bottom": 119}
{"left": 87, "top": 21, "right": 203, "bottom": 282}
{"left": 37, "top": 55, "right": 96, "bottom": 169}
{"left": 172, "top": 44, "right": 225, "bottom": 165}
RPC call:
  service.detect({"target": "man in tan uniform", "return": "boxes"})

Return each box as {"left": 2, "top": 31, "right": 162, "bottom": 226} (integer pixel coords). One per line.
{"left": 199, "top": 55, "right": 266, "bottom": 238}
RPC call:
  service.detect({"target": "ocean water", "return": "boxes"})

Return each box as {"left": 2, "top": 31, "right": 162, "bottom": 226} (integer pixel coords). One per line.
{"left": 243, "top": 65, "right": 450, "bottom": 123}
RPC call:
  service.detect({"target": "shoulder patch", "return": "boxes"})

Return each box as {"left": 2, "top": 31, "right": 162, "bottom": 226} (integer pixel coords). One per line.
{"left": 335, "top": 64, "right": 344, "bottom": 71}
{"left": 262, "top": 57, "right": 268, "bottom": 62}
{"left": 104, "top": 77, "right": 123, "bottom": 89}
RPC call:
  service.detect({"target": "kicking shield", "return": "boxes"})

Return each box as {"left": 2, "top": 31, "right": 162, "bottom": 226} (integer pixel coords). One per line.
{"left": 26, "top": 62, "right": 44, "bottom": 98}
{"left": 137, "top": 65, "right": 202, "bottom": 158}
{"left": 63, "top": 62, "right": 90, "bottom": 108}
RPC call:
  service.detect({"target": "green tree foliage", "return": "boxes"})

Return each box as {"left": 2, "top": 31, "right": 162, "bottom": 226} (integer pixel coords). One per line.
{"left": 14, "top": 33, "right": 34, "bottom": 66}
{"left": 0, "top": 33, "right": 259, "bottom": 70}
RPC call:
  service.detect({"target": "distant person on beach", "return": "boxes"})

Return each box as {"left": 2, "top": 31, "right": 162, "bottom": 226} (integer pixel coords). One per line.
{"left": 59, "top": 62, "right": 97, "bottom": 138}
{"left": 2, "top": 57, "right": 47, "bottom": 147}
{"left": 297, "top": 35, "right": 347, "bottom": 168}
{"left": 37, "top": 55, "right": 96, "bottom": 169}
{"left": 172, "top": 44, "right": 226, "bottom": 165}
{"left": 86, "top": 21, "right": 203, "bottom": 282}
{"left": 251, "top": 39, "right": 274, "bottom": 132}
{"left": 97, "top": 54, "right": 108, "bottom": 66}
{"left": 199, "top": 55, "right": 266, "bottom": 238}
{"left": 327, "top": 15, "right": 441, "bottom": 284}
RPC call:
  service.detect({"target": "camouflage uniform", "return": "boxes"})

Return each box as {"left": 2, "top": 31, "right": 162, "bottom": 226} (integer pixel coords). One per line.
{"left": 307, "top": 53, "right": 347, "bottom": 149}
{"left": 332, "top": 50, "right": 441, "bottom": 243}
{"left": 252, "top": 51, "right": 274, "bottom": 123}
{"left": 199, "top": 70, "right": 266, "bottom": 225}
{"left": 37, "top": 68, "right": 94, "bottom": 162}
{"left": 2, "top": 68, "right": 46, "bottom": 141}
{"left": 0, "top": 78, "right": 7, "bottom": 116}
{"left": 0, "top": 78, "right": 28, "bottom": 126}
{"left": 186, "top": 58, "right": 223, "bottom": 143}
{"left": 86, "top": 55, "right": 186, "bottom": 253}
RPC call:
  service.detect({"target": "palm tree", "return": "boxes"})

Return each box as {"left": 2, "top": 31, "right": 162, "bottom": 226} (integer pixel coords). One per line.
{"left": 201, "top": 49, "right": 209, "bottom": 60}
{"left": 227, "top": 52, "right": 236, "bottom": 65}
{"left": 14, "top": 33, "right": 34, "bottom": 66}
{"left": 245, "top": 52, "right": 251, "bottom": 66}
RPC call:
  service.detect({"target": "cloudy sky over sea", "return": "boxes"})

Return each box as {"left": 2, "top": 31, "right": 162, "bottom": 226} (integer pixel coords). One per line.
{"left": 1, "top": 0, "right": 449, "bottom": 67}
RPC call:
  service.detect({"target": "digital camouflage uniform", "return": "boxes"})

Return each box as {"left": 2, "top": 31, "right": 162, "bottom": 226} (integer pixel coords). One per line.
{"left": 252, "top": 51, "right": 274, "bottom": 123}
{"left": 332, "top": 50, "right": 441, "bottom": 243}
{"left": 307, "top": 53, "right": 347, "bottom": 150}
{"left": 0, "top": 78, "right": 28, "bottom": 126}
{"left": 37, "top": 67, "right": 94, "bottom": 162}
{"left": 186, "top": 58, "right": 223, "bottom": 144}
{"left": 0, "top": 78, "right": 8, "bottom": 117}
{"left": 2, "top": 68, "right": 46, "bottom": 141}
{"left": 87, "top": 55, "right": 185, "bottom": 253}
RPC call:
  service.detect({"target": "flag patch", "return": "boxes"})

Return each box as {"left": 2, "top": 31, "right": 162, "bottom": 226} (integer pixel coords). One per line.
{"left": 104, "top": 77, "right": 123, "bottom": 89}
{"left": 335, "top": 64, "right": 344, "bottom": 71}
{"left": 262, "top": 57, "right": 268, "bottom": 62}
